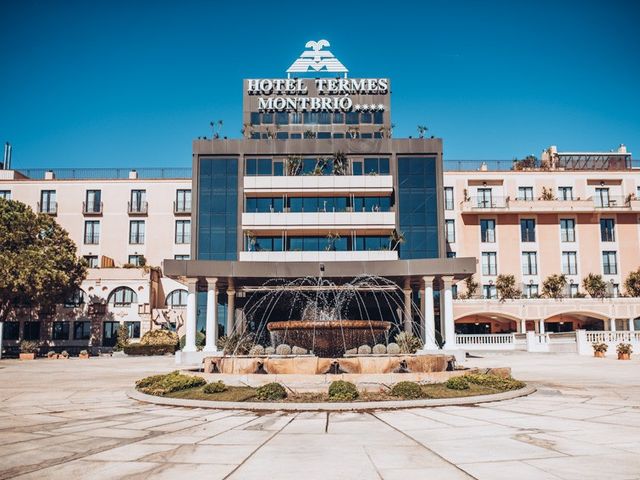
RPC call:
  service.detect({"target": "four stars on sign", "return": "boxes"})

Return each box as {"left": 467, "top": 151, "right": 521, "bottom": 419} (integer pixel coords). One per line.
{"left": 353, "top": 104, "right": 385, "bottom": 112}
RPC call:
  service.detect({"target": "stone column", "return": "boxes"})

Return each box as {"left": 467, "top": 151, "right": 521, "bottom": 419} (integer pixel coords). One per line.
{"left": 610, "top": 318, "right": 617, "bottom": 332}
{"left": 203, "top": 278, "right": 218, "bottom": 353}
{"left": 520, "top": 318, "right": 527, "bottom": 333}
{"left": 421, "top": 276, "right": 438, "bottom": 349}
{"left": 403, "top": 279, "right": 413, "bottom": 333}
{"left": 227, "top": 289, "right": 236, "bottom": 335}
{"left": 539, "top": 319, "right": 546, "bottom": 335}
{"left": 183, "top": 278, "right": 198, "bottom": 352}
{"left": 442, "top": 276, "right": 456, "bottom": 349}
{"left": 629, "top": 318, "right": 635, "bottom": 331}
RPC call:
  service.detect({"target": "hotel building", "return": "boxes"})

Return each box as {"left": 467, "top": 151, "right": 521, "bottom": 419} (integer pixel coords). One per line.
{"left": 1, "top": 41, "right": 639, "bottom": 357}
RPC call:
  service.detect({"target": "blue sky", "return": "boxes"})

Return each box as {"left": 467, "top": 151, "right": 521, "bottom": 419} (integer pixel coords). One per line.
{"left": 1, "top": 0, "right": 639, "bottom": 168}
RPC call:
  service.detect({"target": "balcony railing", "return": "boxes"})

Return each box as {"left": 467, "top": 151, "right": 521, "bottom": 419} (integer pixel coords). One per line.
{"left": 37, "top": 201, "right": 57, "bottom": 214}
{"left": 128, "top": 201, "right": 148, "bottom": 215}
{"left": 82, "top": 201, "right": 103, "bottom": 215}
{"left": 467, "top": 196, "right": 508, "bottom": 209}
{"left": 84, "top": 234, "right": 100, "bottom": 245}
{"left": 175, "top": 235, "right": 191, "bottom": 244}
{"left": 593, "top": 196, "right": 629, "bottom": 208}
{"left": 129, "top": 234, "right": 145, "bottom": 244}
{"left": 173, "top": 201, "right": 191, "bottom": 215}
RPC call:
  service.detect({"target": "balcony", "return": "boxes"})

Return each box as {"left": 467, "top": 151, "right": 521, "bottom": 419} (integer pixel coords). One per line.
{"left": 241, "top": 211, "right": 396, "bottom": 231}
{"left": 83, "top": 201, "right": 103, "bottom": 215}
{"left": 128, "top": 201, "right": 148, "bottom": 215}
{"left": 173, "top": 201, "right": 191, "bottom": 215}
{"left": 243, "top": 175, "right": 393, "bottom": 195}
{"left": 460, "top": 195, "right": 640, "bottom": 214}
{"left": 129, "top": 234, "right": 145, "bottom": 245}
{"left": 84, "top": 234, "right": 100, "bottom": 245}
{"left": 460, "top": 196, "right": 508, "bottom": 212}
{"left": 239, "top": 250, "right": 398, "bottom": 262}
{"left": 37, "top": 201, "right": 57, "bottom": 215}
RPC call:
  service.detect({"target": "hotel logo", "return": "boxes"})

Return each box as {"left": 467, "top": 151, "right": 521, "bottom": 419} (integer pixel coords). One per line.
{"left": 287, "top": 39, "right": 348, "bottom": 78}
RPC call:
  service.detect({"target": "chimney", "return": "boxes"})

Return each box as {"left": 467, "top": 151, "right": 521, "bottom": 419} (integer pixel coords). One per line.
{"left": 44, "top": 170, "right": 56, "bottom": 180}
{"left": 129, "top": 169, "right": 138, "bottom": 179}
{"left": 2, "top": 142, "right": 11, "bottom": 170}
{"left": 618, "top": 144, "right": 627, "bottom": 153}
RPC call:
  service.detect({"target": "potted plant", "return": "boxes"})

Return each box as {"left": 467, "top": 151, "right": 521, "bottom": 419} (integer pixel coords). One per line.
{"left": 79, "top": 349, "right": 90, "bottom": 359}
{"left": 19, "top": 341, "right": 39, "bottom": 360}
{"left": 616, "top": 343, "right": 632, "bottom": 360}
{"left": 60, "top": 350, "right": 69, "bottom": 359}
{"left": 47, "top": 350, "right": 58, "bottom": 359}
{"left": 592, "top": 342, "right": 608, "bottom": 358}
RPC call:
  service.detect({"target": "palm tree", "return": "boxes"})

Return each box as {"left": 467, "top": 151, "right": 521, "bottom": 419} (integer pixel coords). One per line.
{"left": 417, "top": 125, "right": 428, "bottom": 138}
{"left": 388, "top": 229, "right": 405, "bottom": 251}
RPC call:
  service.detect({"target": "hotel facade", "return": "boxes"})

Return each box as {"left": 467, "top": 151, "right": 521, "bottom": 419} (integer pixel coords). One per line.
{"left": 1, "top": 41, "right": 639, "bottom": 357}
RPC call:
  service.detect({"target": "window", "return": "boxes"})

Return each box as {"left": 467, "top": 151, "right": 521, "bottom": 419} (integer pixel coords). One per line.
{"left": 84, "top": 221, "right": 100, "bottom": 244}
{"left": 480, "top": 219, "right": 496, "bottom": 243}
{"left": 52, "top": 322, "right": 70, "bottom": 340}
{"left": 109, "top": 287, "right": 137, "bottom": 307}
{"left": 246, "top": 158, "right": 281, "bottom": 176}
{"left": 103, "top": 321, "right": 119, "bottom": 347}
{"left": 40, "top": 190, "right": 56, "bottom": 213}
{"left": 130, "top": 190, "right": 147, "bottom": 213}
{"left": 128, "top": 255, "right": 145, "bottom": 267}
{"left": 444, "top": 187, "right": 454, "bottom": 210}
{"left": 482, "top": 252, "right": 497, "bottom": 275}
{"left": 250, "top": 236, "right": 283, "bottom": 252}
{"left": 316, "top": 132, "right": 330, "bottom": 139}
{"left": 445, "top": 220, "right": 455, "bottom": 243}
{"left": 333, "top": 113, "right": 344, "bottom": 123}
{"left": 562, "top": 251, "right": 578, "bottom": 275}
{"left": 560, "top": 219, "right": 575, "bottom": 242}
{"left": 83, "top": 255, "right": 98, "bottom": 268}
{"left": 360, "top": 112, "right": 372, "bottom": 124}
{"left": 477, "top": 188, "right": 492, "bottom": 208}
{"left": 600, "top": 218, "right": 615, "bottom": 242}
{"left": 518, "top": 187, "right": 534, "bottom": 201}
{"left": 595, "top": 187, "right": 610, "bottom": 207}
{"left": 3, "top": 322, "right": 19, "bottom": 340}
{"left": 0, "top": 190, "right": 11, "bottom": 199}
{"left": 483, "top": 284, "right": 497, "bottom": 299}
{"left": 129, "top": 220, "right": 145, "bottom": 244}
{"left": 23, "top": 321, "right": 40, "bottom": 340}
{"left": 352, "top": 196, "right": 389, "bottom": 212}
{"left": 275, "top": 112, "right": 289, "bottom": 125}
{"left": 85, "top": 190, "right": 101, "bottom": 213}
{"left": 352, "top": 160, "right": 363, "bottom": 175}
{"left": 73, "top": 321, "right": 91, "bottom": 340}
{"left": 373, "top": 111, "right": 384, "bottom": 124}
{"left": 569, "top": 283, "right": 579, "bottom": 298}
{"left": 250, "top": 112, "right": 260, "bottom": 125}
{"left": 175, "top": 220, "right": 191, "bottom": 244}
{"left": 524, "top": 284, "right": 539, "bottom": 298}
{"left": 559, "top": 187, "right": 573, "bottom": 201}
{"left": 363, "top": 157, "right": 390, "bottom": 175}
{"left": 175, "top": 189, "right": 191, "bottom": 213}
{"left": 602, "top": 251, "right": 617, "bottom": 275}
{"left": 262, "top": 112, "right": 273, "bottom": 124}
{"left": 125, "top": 321, "right": 141, "bottom": 339}
{"left": 346, "top": 112, "right": 359, "bottom": 124}
{"left": 64, "top": 289, "right": 86, "bottom": 308}
{"left": 166, "top": 289, "right": 188, "bottom": 307}
{"left": 521, "top": 252, "right": 538, "bottom": 275}
{"left": 174, "top": 254, "right": 190, "bottom": 260}
{"left": 276, "top": 132, "right": 289, "bottom": 140}
{"left": 520, "top": 219, "right": 536, "bottom": 242}
{"left": 291, "top": 113, "right": 302, "bottom": 124}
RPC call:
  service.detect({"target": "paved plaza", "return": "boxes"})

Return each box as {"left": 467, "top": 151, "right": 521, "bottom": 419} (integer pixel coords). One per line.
{"left": 0, "top": 353, "right": 639, "bottom": 480}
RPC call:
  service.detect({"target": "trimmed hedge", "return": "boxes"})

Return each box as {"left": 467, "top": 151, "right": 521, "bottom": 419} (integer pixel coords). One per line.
{"left": 203, "top": 381, "right": 227, "bottom": 394}
{"left": 136, "top": 371, "right": 206, "bottom": 396}
{"left": 328, "top": 380, "right": 359, "bottom": 401}
{"left": 390, "top": 381, "right": 424, "bottom": 399}
{"left": 463, "top": 373, "right": 525, "bottom": 391}
{"left": 124, "top": 343, "right": 176, "bottom": 356}
{"left": 445, "top": 376, "right": 470, "bottom": 390}
{"left": 255, "top": 382, "right": 287, "bottom": 400}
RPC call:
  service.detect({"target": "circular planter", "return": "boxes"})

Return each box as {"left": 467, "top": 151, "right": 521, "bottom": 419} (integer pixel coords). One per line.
{"left": 19, "top": 353, "right": 36, "bottom": 360}
{"left": 618, "top": 353, "right": 631, "bottom": 360}
{"left": 594, "top": 351, "right": 606, "bottom": 358}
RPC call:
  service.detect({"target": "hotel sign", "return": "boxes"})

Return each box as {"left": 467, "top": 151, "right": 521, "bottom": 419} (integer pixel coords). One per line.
{"left": 247, "top": 40, "right": 388, "bottom": 112}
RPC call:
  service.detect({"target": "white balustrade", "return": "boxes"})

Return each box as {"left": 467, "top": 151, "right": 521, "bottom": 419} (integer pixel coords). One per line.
{"left": 455, "top": 333, "right": 515, "bottom": 350}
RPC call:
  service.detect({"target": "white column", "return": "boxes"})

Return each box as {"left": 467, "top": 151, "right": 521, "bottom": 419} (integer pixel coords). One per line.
{"left": 183, "top": 279, "right": 198, "bottom": 352}
{"left": 403, "top": 284, "right": 413, "bottom": 333}
{"left": 520, "top": 318, "right": 527, "bottom": 333}
{"left": 629, "top": 318, "right": 635, "bottom": 331}
{"left": 539, "top": 319, "right": 545, "bottom": 334}
{"left": 421, "top": 276, "right": 438, "bottom": 349}
{"left": 610, "top": 318, "right": 616, "bottom": 332}
{"left": 203, "top": 278, "right": 218, "bottom": 352}
{"left": 442, "top": 276, "right": 456, "bottom": 349}
{"left": 227, "top": 289, "right": 236, "bottom": 335}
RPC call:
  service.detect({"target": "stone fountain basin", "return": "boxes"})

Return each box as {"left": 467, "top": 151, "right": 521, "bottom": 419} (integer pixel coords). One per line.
{"left": 204, "top": 354, "right": 450, "bottom": 375}
{"left": 267, "top": 320, "right": 391, "bottom": 358}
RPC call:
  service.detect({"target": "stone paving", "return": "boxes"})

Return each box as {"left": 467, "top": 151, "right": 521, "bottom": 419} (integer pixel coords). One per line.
{"left": 0, "top": 352, "right": 639, "bottom": 480}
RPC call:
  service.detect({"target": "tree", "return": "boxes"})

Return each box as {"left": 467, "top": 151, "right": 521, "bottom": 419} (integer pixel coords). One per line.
{"left": 0, "top": 199, "right": 87, "bottom": 322}
{"left": 332, "top": 151, "right": 348, "bottom": 175}
{"left": 582, "top": 273, "right": 607, "bottom": 298}
{"left": 542, "top": 274, "right": 567, "bottom": 299}
{"left": 496, "top": 274, "right": 521, "bottom": 301}
{"left": 624, "top": 268, "right": 640, "bottom": 297}
{"left": 114, "top": 324, "right": 129, "bottom": 351}
{"left": 388, "top": 229, "right": 405, "bottom": 251}
{"left": 460, "top": 276, "right": 478, "bottom": 299}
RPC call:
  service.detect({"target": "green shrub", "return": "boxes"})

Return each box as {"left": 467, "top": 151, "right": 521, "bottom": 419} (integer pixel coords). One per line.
{"left": 445, "top": 376, "right": 470, "bottom": 390}
{"left": 141, "top": 329, "right": 178, "bottom": 346}
{"left": 395, "top": 332, "right": 421, "bottom": 354}
{"left": 20, "top": 340, "right": 39, "bottom": 354}
{"left": 463, "top": 373, "right": 525, "bottom": 391}
{"left": 114, "top": 324, "right": 129, "bottom": 351}
{"left": 255, "top": 382, "right": 287, "bottom": 401}
{"left": 328, "top": 380, "right": 359, "bottom": 401}
{"left": 390, "top": 381, "right": 424, "bottom": 399}
{"left": 124, "top": 343, "right": 177, "bottom": 356}
{"left": 203, "top": 381, "right": 227, "bottom": 394}
{"left": 180, "top": 331, "right": 205, "bottom": 350}
{"left": 136, "top": 371, "right": 206, "bottom": 396}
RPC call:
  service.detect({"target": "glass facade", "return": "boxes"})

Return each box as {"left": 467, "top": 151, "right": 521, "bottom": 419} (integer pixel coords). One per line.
{"left": 398, "top": 157, "right": 439, "bottom": 259}
{"left": 197, "top": 157, "right": 238, "bottom": 260}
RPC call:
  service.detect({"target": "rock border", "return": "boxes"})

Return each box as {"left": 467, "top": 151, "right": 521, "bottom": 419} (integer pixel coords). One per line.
{"left": 127, "top": 384, "right": 536, "bottom": 412}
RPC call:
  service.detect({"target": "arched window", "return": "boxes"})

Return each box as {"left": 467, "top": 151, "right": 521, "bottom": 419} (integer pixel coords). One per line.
{"left": 108, "top": 287, "right": 137, "bottom": 307}
{"left": 166, "top": 289, "right": 188, "bottom": 307}
{"left": 64, "top": 288, "right": 86, "bottom": 308}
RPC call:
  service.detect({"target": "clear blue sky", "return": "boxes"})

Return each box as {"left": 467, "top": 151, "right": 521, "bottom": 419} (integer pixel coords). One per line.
{"left": 1, "top": 0, "right": 639, "bottom": 168}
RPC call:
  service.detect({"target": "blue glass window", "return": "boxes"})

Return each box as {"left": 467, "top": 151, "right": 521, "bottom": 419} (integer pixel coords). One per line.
{"left": 291, "top": 113, "right": 302, "bottom": 124}
{"left": 276, "top": 132, "right": 289, "bottom": 140}
{"left": 275, "top": 112, "right": 289, "bottom": 125}
{"left": 333, "top": 113, "right": 344, "bottom": 123}
{"left": 360, "top": 112, "right": 372, "bottom": 123}
{"left": 361, "top": 133, "right": 372, "bottom": 139}
{"left": 303, "top": 112, "right": 319, "bottom": 124}
{"left": 290, "top": 133, "right": 302, "bottom": 139}
{"left": 262, "top": 113, "right": 273, "bottom": 124}
{"left": 318, "top": 112, "right": 331, "bottom": 124}
{"left": 346, "top": 112, "right": 359, "bottom": 124}
{"left": 250, "top": 132, "right": 260, "bottom": 139}
{"left": 317, "top": 132, "right": 331, "bottom": 139}
{"left": 250, "top": 112, "right": 260, "bottom": 125}
{"left": 373, "top": 111, "right": 384, "bottom": 124}
{"left": 333, "top": 133, "right": 344, "bottom": 139}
